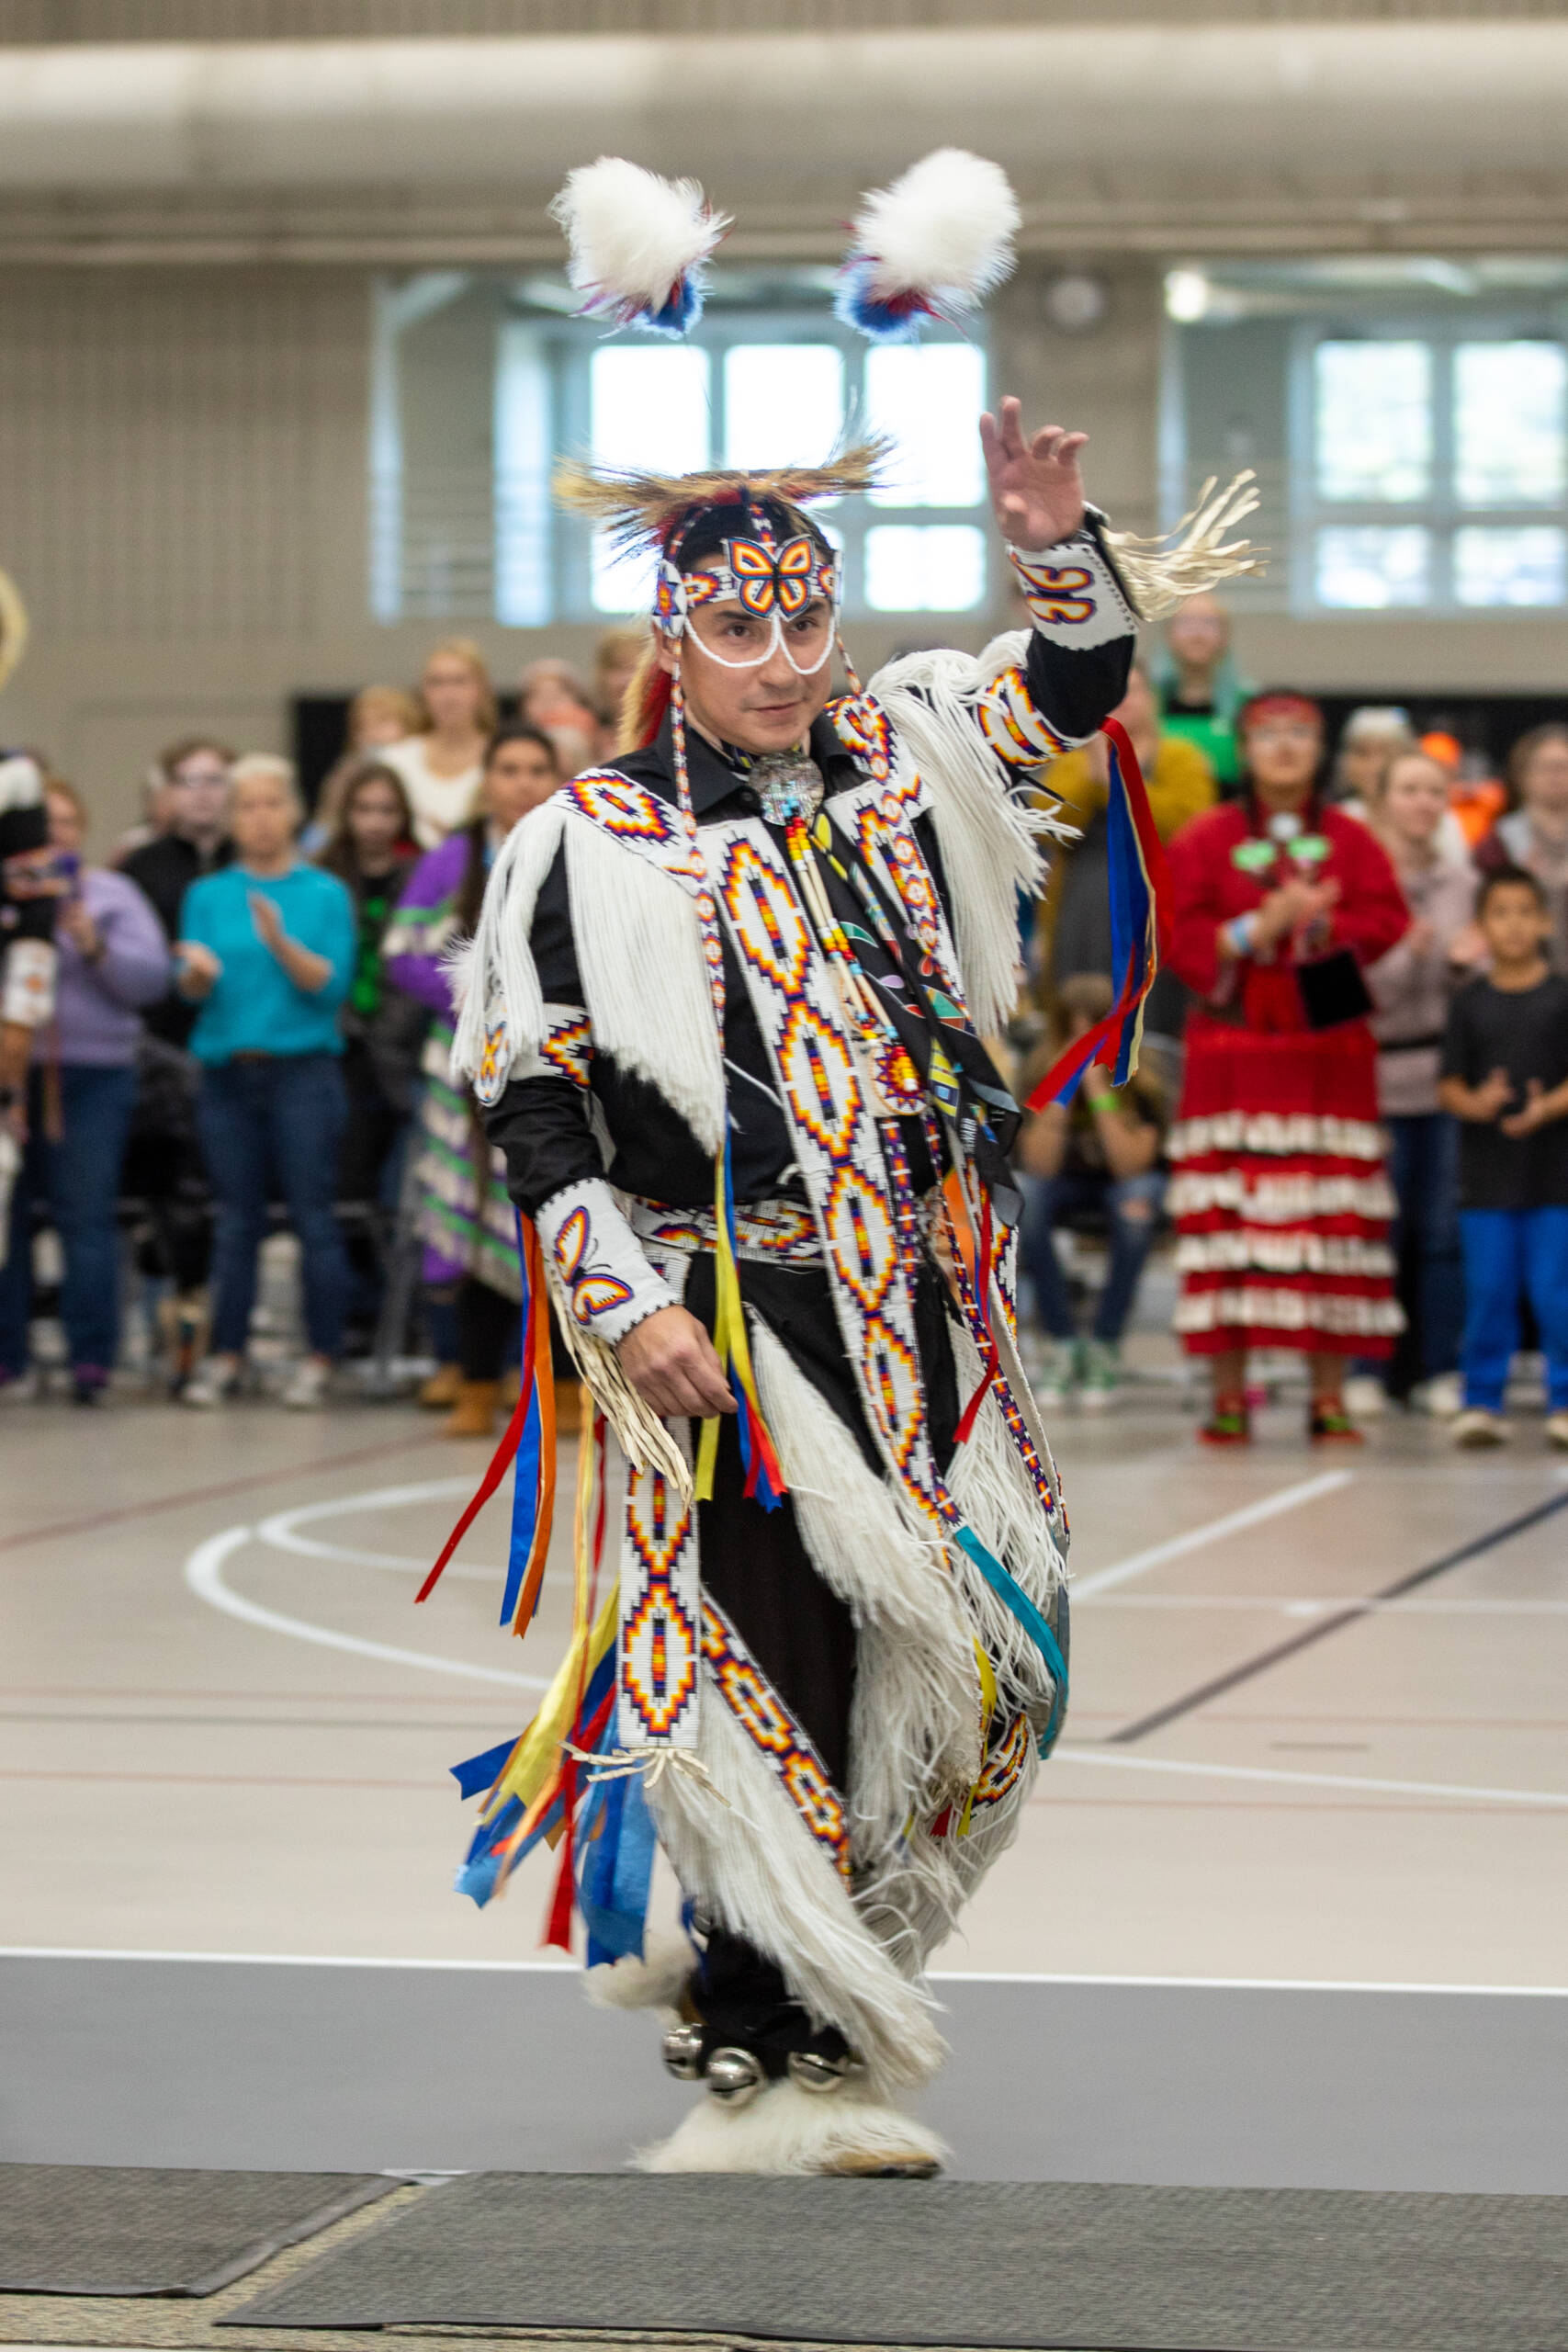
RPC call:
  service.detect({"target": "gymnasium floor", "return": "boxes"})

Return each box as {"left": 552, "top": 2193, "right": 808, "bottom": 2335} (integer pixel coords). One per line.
{"left": 5, "top": 1344, "right": 1567, "bottom": 2191}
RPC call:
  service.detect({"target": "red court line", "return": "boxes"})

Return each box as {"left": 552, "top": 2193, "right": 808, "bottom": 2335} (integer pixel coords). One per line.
{"left": 0, "top": 1432, "right": 446, "bottom": 1557}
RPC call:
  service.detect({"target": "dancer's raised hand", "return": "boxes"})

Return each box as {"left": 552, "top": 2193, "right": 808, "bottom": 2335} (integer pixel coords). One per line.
{"left": 979, "top": 396, "right": 1088, "bottom": 550}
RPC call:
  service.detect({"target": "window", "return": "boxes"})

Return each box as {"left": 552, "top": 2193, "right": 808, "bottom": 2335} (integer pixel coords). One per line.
{"left": 1303, "top": 331, "right": 1567, "bottom": 610}
{"left": 1163, "top": 261, "right": 1568, "bottom": 617}
{"left": 377, "top": 273, "right": 993, "bottom": 627}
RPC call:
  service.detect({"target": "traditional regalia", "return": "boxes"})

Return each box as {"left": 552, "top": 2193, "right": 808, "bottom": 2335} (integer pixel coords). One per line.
{"left": 1164, "top": 701, "right": 1410, "bottom": 1394}
{"left": 419, "top": 154, "right": 1256, "bottom": 2174}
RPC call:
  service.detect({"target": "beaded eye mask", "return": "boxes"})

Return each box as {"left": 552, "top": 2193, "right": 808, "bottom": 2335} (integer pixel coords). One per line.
{"left": 654, "top": 531, "right": 840, "bottom": 674}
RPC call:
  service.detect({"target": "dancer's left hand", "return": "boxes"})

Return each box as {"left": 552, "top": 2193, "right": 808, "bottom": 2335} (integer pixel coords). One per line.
{"left": 980, "top": 397, "right": 1088, "bottom": 549}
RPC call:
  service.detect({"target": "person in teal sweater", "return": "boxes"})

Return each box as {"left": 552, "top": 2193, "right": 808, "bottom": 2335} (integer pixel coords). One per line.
{"left": 175, "top": 755, "right": 355, "bottom": 1409}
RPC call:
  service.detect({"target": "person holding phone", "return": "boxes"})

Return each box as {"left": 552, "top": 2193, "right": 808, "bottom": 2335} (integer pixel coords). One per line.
{"left": 175, "top": 754, "right": 355, "bottom": 1409}
{"left": 0, "top": 777, "right": 169, "bottom": 1401}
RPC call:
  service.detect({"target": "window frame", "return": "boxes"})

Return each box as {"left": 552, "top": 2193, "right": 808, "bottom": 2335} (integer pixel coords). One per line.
{"left": 1289, "top": 313, "right": 1568, "bottom": 614}
{"left": 493, "top": 298, "right": 994, "bottom": 627}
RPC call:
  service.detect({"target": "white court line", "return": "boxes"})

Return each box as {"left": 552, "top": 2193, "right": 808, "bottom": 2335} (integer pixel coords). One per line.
{"left": 6, "top": 1947, "right": 1565, "bottom": 1996}
{"left": 257, "top": 1478, "right": 498, "bottom": 1579}
{"left": 184, "top": 1526, "right": 548, "bottom": 1693}
{"left": 1070, "top": 1470, "right": 1354, "bottom": 1600}
{"left": 1083, "top": 1594, "right": 1568, "bottom": 1616}
{"left": 1055, "top": 1747, "right": 1568, "bottom": 1810}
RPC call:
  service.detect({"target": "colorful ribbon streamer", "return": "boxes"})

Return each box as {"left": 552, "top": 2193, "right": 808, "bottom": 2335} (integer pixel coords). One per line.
{"left": 1027, "top": 716, "right": 1171, "bottom": 1110}
{"left": 695, "top": 1136, "right": 786, "bottom": 1511}
{"left": 418, "top": 1214, "right": 556, "bottom": 1633}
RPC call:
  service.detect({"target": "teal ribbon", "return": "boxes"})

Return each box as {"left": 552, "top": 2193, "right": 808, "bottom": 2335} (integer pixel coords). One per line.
{"left": 952, "top": 1522, "right": 1068, "bottom": 1758}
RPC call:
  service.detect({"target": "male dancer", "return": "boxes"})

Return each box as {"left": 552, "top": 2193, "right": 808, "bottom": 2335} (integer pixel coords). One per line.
{"left": 444, "top": 394, "right": 1183, "bottom": 2175}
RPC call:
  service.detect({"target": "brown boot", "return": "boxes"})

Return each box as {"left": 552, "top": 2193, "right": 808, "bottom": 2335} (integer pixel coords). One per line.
{"left": 440, "top": 1379, "right": 500, "bottom": 1439}
{"left": 418, "top": 1362, "right": 462, "bottom": 1409}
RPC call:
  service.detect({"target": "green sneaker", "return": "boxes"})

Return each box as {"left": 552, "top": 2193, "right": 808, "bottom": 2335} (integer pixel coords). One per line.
{"left": 1078, "top": 1338, "right": 1122, "bottom": 1410}
{"left": 1034, "top": 1339, "right": 1077, "bottom": 1404}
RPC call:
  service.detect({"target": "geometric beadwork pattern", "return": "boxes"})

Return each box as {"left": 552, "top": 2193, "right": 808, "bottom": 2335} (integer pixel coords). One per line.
{"left": 540, "top": 1007, "right": 592, "bottom": 1090}
{"left": 967, "top": 1710, "right": 1031, "bottom": 1818}
{"left": 828, "top": 763, "right": 963, "bottom": 1010}
{"left": 714, "top": 815, "right": 941, "bottom": 1525}
{"left": 702, "top": 1599, "right": 850, "bottom": 1880}
{"left": 619, "top": 1461, "right": 700, "bottom": 1750}
{"left": 562, "top": 770, "right": 703, "bottom": 885}
{"left": 827, "top": 690, "right": 895, "bottom": 784}
{"left": 630, "top": 1194, "right": 822, "bottom": 1269}
{"left": 976, "top": 662, "right": 1072, "bottom": 771}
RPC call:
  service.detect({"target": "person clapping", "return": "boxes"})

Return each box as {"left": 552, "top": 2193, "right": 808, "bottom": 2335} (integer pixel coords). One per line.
{"left": 175, "top": 756, "right": 355, "bottom": 1409}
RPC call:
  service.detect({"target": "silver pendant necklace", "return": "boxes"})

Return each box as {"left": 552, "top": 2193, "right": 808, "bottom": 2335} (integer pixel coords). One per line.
{"left": 750, "top": 750, "right": 825, "bottom": 826}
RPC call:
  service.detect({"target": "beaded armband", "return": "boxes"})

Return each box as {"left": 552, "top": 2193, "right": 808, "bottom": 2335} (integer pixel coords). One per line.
{"left": 536, "top": 1176, "right": 677, "bottom": 1348}
{"left": 1007, "top": 526, "right": 1139, "bottom": 652}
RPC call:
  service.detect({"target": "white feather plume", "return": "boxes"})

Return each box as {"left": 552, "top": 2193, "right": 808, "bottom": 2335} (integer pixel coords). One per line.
{"left": 548, "top": 156, "right": 728, "bottom": 330}
{"left": 847, "top": 148, "right": 1021, "bottom": 313}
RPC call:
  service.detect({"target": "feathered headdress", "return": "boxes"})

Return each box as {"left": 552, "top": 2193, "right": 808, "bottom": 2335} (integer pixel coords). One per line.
{"left": 835, "top": 149, "right": 1021, "bottom": 343}
{"left": 548, "top": 157, "right": 729, "bottom": 336}
{"left": 554, "top": 436, "right": 891, "bottom": 558}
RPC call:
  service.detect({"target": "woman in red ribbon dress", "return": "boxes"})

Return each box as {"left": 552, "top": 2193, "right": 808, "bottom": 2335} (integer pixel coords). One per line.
{"left": 1165, "top": 693, "right": 1410, "bottom": 1442}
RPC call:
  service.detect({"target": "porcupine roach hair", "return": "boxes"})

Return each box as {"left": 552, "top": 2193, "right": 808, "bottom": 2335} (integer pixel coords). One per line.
{"left": 556, "top": 439, "right": 892, "bottom": 752}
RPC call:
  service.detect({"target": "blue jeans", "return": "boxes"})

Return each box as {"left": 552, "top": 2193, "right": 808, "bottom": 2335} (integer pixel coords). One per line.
{"left": 1021, "top": 1168, "right": 1165, "bottom": 1344}
{"left": 0, "top": 1063, "right": 137, "bottom": 1378}
{"left": 197, "top": 1054, "right": 348, "bottom": 1360}
{"left": 1459, "top": 1206, "right": 1568, "bottom": 1412}
{"left": 1357, "top": 1111, "right": 1463, "bottom": 1384}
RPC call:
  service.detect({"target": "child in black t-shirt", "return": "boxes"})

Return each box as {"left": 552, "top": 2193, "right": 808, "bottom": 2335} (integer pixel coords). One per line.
{"left": 1438, "top": 867, "right": 1568, "bottom": 1448}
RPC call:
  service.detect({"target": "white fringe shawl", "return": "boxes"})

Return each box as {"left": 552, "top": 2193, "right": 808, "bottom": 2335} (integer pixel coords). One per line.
{"left": 647, "top": 1673, "right": 948, "bottom": 2096}
{"left": 868, "top": 639, "right": 1055, "bottom": 1036}
{"left": 563, "top": 814, "right": 726, "bottom": 1157}
{"left": 944, "top": 1323, "right": 1068, "bottom": 1724}
{"left": 748, "top": 1319, "right": 981, "bottom": 1970}
{"left": 450, "top": 793, "right": 726, "bottom": 1157}
{"left": 450, "top": 797, "right": 565, "bottom": 1080}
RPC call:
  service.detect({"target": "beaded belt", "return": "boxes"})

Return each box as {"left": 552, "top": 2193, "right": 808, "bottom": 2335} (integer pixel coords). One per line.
{"left": 628, "top": 1194, "right": 822, "bottom": 1268}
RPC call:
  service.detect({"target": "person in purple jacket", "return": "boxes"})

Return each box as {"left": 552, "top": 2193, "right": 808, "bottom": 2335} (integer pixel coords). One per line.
{"left": 0, "top": 778, "right": 170, "bottom": 1402}
{"left": 383, "top": 722, "right": 562, "bottom": 1437}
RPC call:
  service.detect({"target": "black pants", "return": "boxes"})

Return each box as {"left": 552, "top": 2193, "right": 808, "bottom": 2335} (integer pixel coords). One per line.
{"left": 456, "top": 1275, "right": 518, "bottom": 1382}
{"left": 455, "top": 1277, "right": 579, "bottom": 1384}
{"left": 679, "top": 1248, "right": 960, "bottom": 2070}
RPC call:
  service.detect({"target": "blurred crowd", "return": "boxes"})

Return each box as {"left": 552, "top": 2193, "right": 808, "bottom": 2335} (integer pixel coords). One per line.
{"left": 1, "top": 635, "right": 636, "bottom": 1428}
{"left": 1017, "top": 594, "right": 1568, "bottom": 1450}
{"left": 5, "top": 602, "right": 1566, "bottom": 1452}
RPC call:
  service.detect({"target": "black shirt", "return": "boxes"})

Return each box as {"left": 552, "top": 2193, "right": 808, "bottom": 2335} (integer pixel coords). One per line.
{"left": 1439, "top": 972, "right": 1568, "bottom": 1210}
{"left": 483, "top": 607, "right": 1132, "bottom": 1221}
{"left": 120, "top": 831, "right": 233, "bottom": 1046}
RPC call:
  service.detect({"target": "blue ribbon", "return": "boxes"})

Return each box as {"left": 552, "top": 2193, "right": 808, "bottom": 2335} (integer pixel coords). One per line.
{"left": 499, "top": 1209, "right": 544, "bottom": 1629}
{"left": 952, "top": 1522, "right": 1069, "bottom": 1758}
{"left": 577, "top": 1768, "right": 658, "bottom": 1970}
{"left": 450, "top": 1737, "right": 518, "bottom": 1802}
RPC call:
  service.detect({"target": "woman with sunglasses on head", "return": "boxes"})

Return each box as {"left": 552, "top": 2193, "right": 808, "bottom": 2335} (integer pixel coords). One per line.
{"left": 1165, "top": 692, "right": 1411, "bottom": 1444}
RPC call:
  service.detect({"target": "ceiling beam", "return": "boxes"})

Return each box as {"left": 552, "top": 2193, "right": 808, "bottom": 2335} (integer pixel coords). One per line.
{"left": 0, "top": 25, "right": 1565, "bottom": 259}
